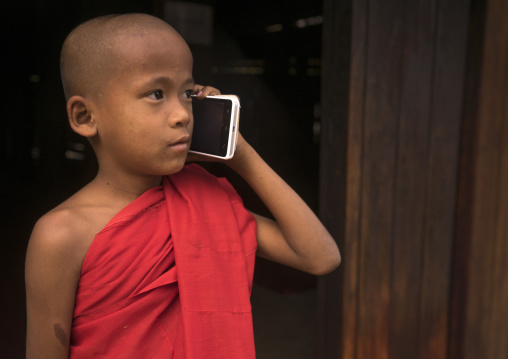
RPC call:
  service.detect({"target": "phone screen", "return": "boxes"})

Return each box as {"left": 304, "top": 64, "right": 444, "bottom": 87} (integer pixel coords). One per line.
{"left": 190, "top": 97, "right": 232, "bottom": 157}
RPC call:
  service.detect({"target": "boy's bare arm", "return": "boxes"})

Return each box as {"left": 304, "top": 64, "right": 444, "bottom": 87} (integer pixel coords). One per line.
{"left": 226, "top": 134, "right": 341, "bottom": 275}
{"left": 25, "top": 212, "right": 82, "bottom": 359}
{"left": 189, "top": 84, "right": 340, "bottom": 274}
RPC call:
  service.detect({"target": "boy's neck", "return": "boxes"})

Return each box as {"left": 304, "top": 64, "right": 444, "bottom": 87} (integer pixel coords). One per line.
{"left": 92, "top": 170, "right": 163, "bottom": 201}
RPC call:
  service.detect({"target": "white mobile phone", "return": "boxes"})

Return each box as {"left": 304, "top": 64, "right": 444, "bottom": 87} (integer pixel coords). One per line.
{"left": 189, "top": 95, "right": 240, "bottom": 160}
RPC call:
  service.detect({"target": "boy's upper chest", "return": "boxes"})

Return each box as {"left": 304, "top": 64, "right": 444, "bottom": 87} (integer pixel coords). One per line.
{"left": 58, "top": 194, "right": 130, "bottom": 269}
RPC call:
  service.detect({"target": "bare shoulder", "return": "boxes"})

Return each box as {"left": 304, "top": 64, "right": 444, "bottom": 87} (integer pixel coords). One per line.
{"left": 27, "top": 185, "right": 119, "bottom": 274}
{"left": 30, "top": 199, "right": 89, "bottom": 267}
{"left": 25, "top": 186, "right": 115, "bottom": 358}
{"left": 25, "top": 205, "right": 85, "bottom": 314}
{"left": 28, "top": 204, "right": 87, "bottom": 273}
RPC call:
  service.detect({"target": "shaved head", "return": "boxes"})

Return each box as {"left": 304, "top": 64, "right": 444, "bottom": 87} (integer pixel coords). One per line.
{"left": 60, "top": 13, "right": 188, "bottom": 100}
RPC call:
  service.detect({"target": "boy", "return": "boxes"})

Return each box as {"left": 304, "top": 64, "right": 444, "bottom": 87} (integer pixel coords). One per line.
{"left": 25, "top": 13, "right": 340, "bottom": 359}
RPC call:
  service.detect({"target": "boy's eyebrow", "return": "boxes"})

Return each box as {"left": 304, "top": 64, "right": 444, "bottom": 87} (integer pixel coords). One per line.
{"left": 144, "top": 76, "right": 195, "bottom": 87}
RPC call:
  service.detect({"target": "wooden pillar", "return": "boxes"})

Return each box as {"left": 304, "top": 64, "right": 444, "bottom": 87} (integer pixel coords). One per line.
{"left": 451, "top": 0, "right": 508, "bottom": 358}
{"left": 319, "top": 0, "right": 472, "bottom": 358}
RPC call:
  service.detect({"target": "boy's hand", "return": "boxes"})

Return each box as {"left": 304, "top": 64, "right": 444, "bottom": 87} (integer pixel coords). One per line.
{"left": 192, "top": 84, "right": 221, "bottom": 98}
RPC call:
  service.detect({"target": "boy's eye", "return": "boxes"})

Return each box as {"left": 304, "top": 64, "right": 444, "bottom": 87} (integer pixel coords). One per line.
{"left": 147, "top": 90, "right": 164, "bottom": 100}
{"left": 183, "top": 90, "right": 194, "bottom": 100}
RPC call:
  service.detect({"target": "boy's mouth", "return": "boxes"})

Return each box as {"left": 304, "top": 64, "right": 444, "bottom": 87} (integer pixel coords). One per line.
{"left": 169, "top": 135, "right": 191, "bottom": 151}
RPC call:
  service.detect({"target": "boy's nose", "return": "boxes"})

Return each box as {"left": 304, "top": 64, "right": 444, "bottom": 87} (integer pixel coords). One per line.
{"left": 168, "top": 102, "right": 191, "bottom": 127}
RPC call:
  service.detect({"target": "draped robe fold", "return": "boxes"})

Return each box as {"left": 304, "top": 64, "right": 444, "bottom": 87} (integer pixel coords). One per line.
{"left": 69, "top": 164, "right": 257, "bottom": 358}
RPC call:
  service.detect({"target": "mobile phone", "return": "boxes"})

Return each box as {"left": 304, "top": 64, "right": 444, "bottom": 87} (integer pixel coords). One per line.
{"left": 189, "top": 95, "right": 240, "bottom": 160}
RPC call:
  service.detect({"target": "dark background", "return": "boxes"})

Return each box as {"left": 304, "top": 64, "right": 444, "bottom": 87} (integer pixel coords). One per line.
{"left": 1, "top": 0, "right": 325, "bottom": 357}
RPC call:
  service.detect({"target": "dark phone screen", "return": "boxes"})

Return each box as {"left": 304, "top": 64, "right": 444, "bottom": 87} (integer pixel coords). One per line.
{"left": 190, "top": 97, "right": 232, "bottom": 156}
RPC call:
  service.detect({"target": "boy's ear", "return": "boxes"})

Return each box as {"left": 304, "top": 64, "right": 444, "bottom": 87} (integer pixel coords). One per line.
{"left": 66, "top": 95, "right": 98, "bottom": 138}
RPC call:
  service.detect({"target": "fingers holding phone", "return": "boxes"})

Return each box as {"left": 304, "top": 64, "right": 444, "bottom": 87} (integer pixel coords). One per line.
{"left": 192, "top": 84, "right": 221, "bottom": 99}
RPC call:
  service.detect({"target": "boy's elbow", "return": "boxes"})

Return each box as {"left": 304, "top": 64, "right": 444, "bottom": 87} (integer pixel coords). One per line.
{"left": 308, "top": 250, "right": 341, "bottom": 276}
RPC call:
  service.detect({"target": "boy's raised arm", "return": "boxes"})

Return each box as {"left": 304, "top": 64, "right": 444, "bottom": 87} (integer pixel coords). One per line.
{"left": 226, "top": 134, "right": 341, "bottom": 275}
{"left": 189, "top": 84, "right": 339, "bottom": 274}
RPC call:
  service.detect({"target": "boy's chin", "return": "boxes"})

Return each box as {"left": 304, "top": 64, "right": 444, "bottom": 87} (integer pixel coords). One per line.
{"left": 159, "top": 161, "right": 187, "bottom": 176}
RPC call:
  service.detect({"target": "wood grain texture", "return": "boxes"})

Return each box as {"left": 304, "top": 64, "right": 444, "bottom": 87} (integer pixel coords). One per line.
{"left": 318, "top": 0, "right": 508, "bottom": 358}
{"left": 417, "top": 0, "right": 470, "bottom": 357}
{"left": 462, "top": 0, "right": 508, "bottom": 357}
{"left": 449, "top": 2, "right": 486, "bottom": 358}
{"left": 340, "top": 0, "right": 366, "bottom": 357}
{"left": 323, "top": 0, "right": 469, "bottom": 358}
{"left": 355, "top": 0, "right": 404, "bottom": 357}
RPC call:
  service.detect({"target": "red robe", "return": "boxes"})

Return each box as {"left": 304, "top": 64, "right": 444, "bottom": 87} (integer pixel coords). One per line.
{"left": 70, "top": 164, "right": 257, "bottom": 358}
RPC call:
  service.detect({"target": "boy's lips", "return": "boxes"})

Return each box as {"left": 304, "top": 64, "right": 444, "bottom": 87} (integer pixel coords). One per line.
{"left": 168, "top": 135, "right": 191, "bottom": 151}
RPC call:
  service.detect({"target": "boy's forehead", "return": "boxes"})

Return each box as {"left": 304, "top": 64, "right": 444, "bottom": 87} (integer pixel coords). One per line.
{"left": 112, "top": 29, "right": 193, "bottom": 70}
{"left": 119, "top": 27, "right": 187, "bottom": 52}
{"left": 104, "top": 30, "right": 193, "bottom": 87}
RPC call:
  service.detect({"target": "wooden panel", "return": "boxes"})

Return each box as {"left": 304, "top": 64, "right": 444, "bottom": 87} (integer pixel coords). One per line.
{"left": 319, "top": 0, "right": 476, "bottom": 358}
{"left": 462, "top": 0, "right": 508, "bottom": 357}
{"left": 491, "top": 98, "right": 508, "bottom": 358}
{"left": 493, "top": 97, "right": 508, "bottom": 358}
{"left": 336, "top": 0, "right": 469, "bottom": 358}
{"left": 449, "top": 1, "right": 486, "bottom": 358}
{"left": 387, "top": 1, "right": 436, "bottom": 358}
{"left": 355, "top": 0, "right": 405, "bottom": 358}
{"left": 417, "top": 0, "right": 470, "bottom": 358}
{"left": 339, "top": 0, "right": 366, "bottom": 357}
